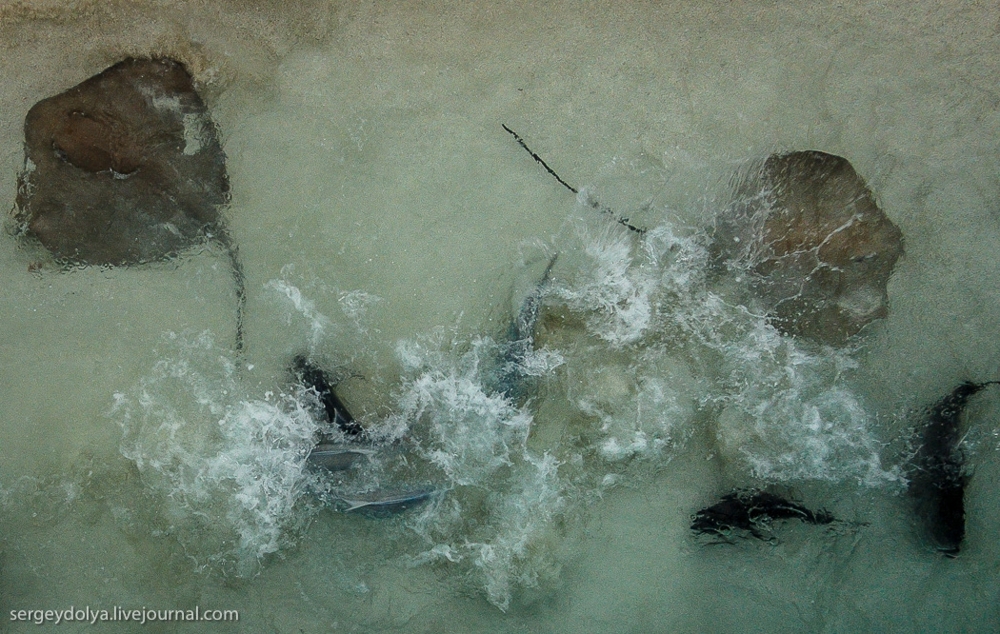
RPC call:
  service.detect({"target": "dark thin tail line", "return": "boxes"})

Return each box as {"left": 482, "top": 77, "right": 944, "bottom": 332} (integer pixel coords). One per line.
{"left": 502, "top": 124, "right": 646, "bottom": 236}
{"left": 502, "top": 124, "right": 578, "bottom": 194}
{"left": 220, "top": 230, "right": 247, "bottom": 354}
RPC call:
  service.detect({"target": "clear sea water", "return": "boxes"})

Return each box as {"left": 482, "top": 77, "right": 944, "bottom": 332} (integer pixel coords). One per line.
{"left": 2, "top": 2, "right": 1000, "bottom": 632}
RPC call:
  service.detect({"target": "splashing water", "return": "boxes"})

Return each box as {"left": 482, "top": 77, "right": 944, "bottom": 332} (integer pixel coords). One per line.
{"left": 550, "top": 207, "right": 898, "bottom": 485}
{"left": 106, "top": 205, "right": 898, "bottom": 609}
{"left": 265, "top": 279, "right": 334, "bottom": 349}
{"left": 393, "top": 334, "right": 565, "bottom": 610}
{"left": 113, "top": 331, "right": 321, "bottom": 577}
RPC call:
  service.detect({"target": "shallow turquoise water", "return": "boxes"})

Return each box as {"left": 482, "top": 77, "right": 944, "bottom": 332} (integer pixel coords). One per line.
{"left": 2, "top": 2, "right": 1000, "bottom": 632}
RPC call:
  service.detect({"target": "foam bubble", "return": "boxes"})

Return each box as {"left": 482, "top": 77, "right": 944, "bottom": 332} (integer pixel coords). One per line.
{"left": 265, "top": 279, "right": 334, "bottom": 348}
{"left": 552, "top": 220, "right": 660, "bottom": 346}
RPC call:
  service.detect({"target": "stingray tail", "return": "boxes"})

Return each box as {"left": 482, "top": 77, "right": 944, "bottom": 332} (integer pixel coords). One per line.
{"left": 501, "top": 124, "right": 646, "bottom": 235}
{"left": 219, "top": 230, "right": 247, "bottom": 354}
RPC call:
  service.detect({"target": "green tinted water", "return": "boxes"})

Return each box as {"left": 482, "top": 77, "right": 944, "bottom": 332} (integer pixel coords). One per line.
{"left": 2, "top": 2, "right": 1000, "bottom": 632}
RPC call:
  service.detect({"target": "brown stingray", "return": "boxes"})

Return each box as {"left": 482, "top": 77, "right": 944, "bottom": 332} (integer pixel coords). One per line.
{"left": 713, "top": 151, "right": 904, "bottom": 344}
{"left": 12, "top": 58, "right": 246, "bottom": 350}
{"left": 13, "top": 57, "right": 229, "bottom": 265}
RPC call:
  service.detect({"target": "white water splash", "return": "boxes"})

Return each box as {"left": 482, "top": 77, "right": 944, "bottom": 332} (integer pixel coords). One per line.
{"left": 113, "top": 331, "right": 321, "bottom": 576}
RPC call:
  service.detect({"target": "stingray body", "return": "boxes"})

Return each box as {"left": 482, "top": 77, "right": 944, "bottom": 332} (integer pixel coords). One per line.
{"left": 13, "top": 58, "right": 246, "bottom": 350}
{"left": 714, "top": 151, "right": 904, "bottom": 344}
{"left": 15, "top": 58, "right": 229, "bottom": 264}
{"left": 910, "top": 381, "right": 998, "bottom": 556}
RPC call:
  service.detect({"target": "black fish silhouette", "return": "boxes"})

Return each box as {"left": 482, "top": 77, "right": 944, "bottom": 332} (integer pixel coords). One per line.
{"left": 910, "top": 380, "right": 999, "bottom": 556}
{"left": 691, "top": 489, "right": 834, "bottom": 541}
{"left": 292, "top": 355, "right": 364, "bottom": 438}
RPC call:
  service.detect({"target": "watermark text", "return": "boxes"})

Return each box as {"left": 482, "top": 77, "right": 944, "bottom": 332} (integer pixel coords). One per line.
{"left": 10, "top": 606, "right": 238, "bottom": 626}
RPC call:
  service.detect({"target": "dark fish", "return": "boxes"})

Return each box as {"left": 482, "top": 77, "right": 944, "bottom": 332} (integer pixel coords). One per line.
{"left": 292, "top": 355, "right": 364, "bottom": 438}
{"left": 909, "top": 380, "right": 999, "bottom": 557}
{"left": 290, "top": 358, "right": 442, "bottom": 513}
{"left": 338, "top": 487, "right": 437, "bottom": 516}
{"left": 691, "top": 489, "right": 834, "bottom": 541}
{"left": 306, "top": 443, "right": 375, "bottom": 471}
{"left": 491, "top": 253, "right": 558, "bottom": 401}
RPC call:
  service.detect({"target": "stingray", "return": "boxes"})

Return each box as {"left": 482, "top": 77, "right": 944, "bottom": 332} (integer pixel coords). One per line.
{"left": 11, "top": 57, "right": 246, "bottom": 351}
{"left": 713, "top": 150, "right": 904, "bottom": 344}
{"left": 292, "top": 254, "right": 559, "bottom": 511}
{"left": 291, "top": 356, "right": 439, "bottom": 517}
